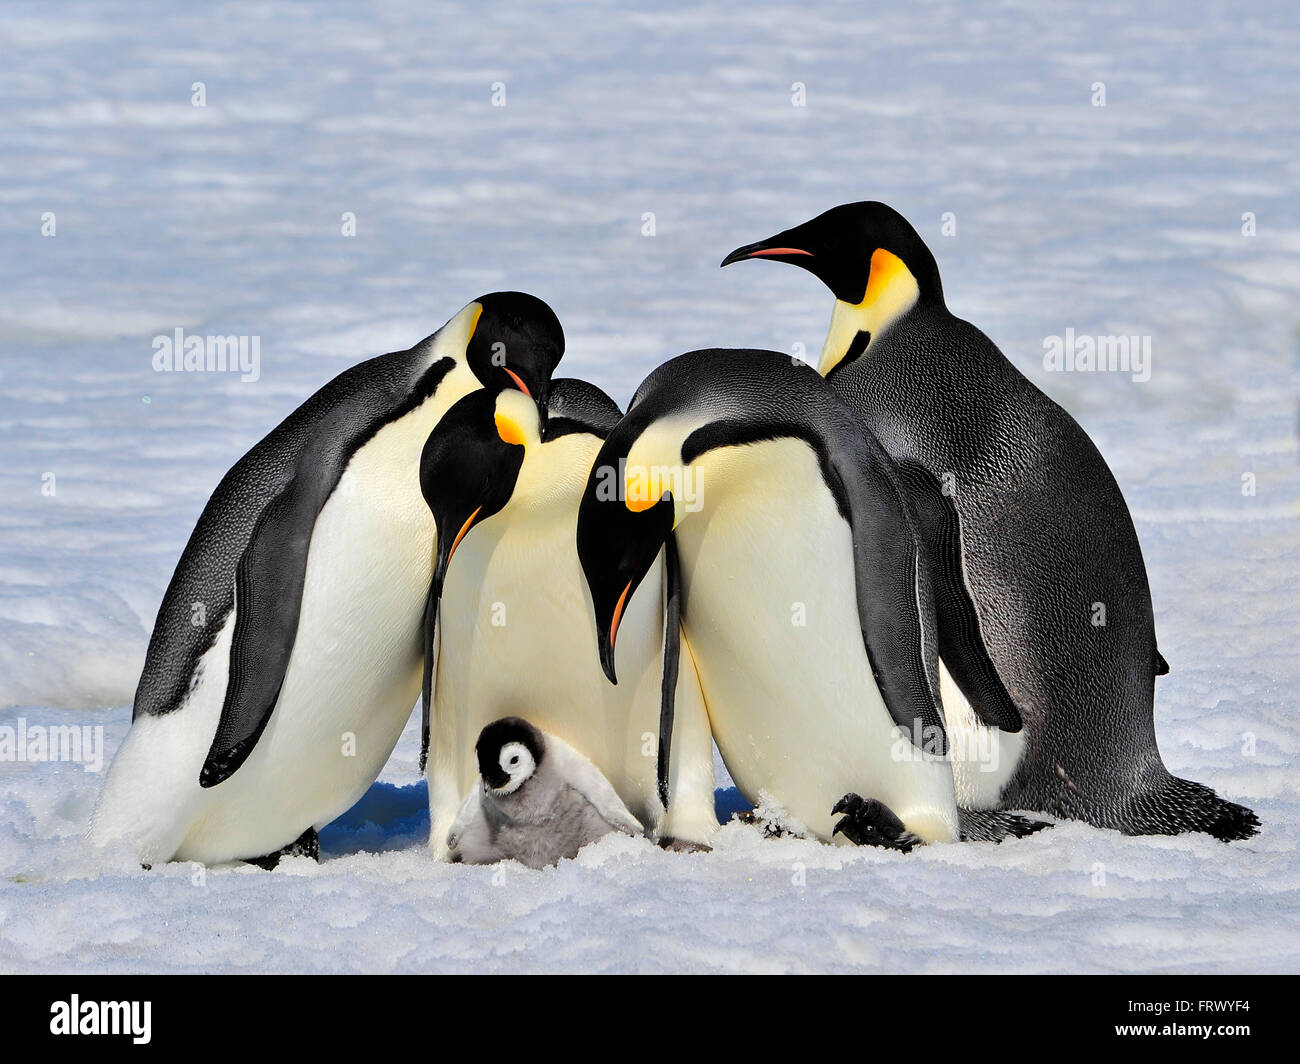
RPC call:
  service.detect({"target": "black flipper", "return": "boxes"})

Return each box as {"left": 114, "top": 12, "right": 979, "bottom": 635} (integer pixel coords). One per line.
{"left": 200, "top": 472, "right": 328, "bottom": 789}
{"left": 1155, "top": 649, "right": 1170, "bottom": 676}
{"left": 826, "top": 443, "right": 948, "bottom": 754}
{"left": 656, "top": 536, "right": 682, "bottom": 808}
{"left": 894, "top": 461, "right": 1023, "bottom": 733}
{"left": 419, "top": 575, "right": 440, "bottom": 774}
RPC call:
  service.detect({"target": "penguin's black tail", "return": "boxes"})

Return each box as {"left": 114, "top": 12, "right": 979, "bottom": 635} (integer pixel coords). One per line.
{"left": 1116, "top": 774, "right": 1260, "bottom": 842}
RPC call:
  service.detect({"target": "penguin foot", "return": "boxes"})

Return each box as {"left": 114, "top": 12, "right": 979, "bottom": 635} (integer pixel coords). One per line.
{"left": 245, "top": 827, "right": 320, "bottom": 870}
{"left": 958, "top": 807, "right": 1053, "bottom": 843}
{"left": 658, "top": 836, "right": 711, "bottom": 853}
{"left": 831, "top": 794, "right": 917, "bottom": 852}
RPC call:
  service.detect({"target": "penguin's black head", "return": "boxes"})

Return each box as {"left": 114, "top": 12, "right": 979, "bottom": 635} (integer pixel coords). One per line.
{"left": 466, "top": 292, "right": 564, "bottom": 430}
{"left": 721, "top": 201, "right": 943, "bottom": 304}
{"left": 420, "top": 388, "right": 533, "bottom": 595}
{"left": 576, "top": 429, "right": 677, "bottom": 685}
{"left": 476, "top": 717, "right": 545, "bottom": 794}
{"left": 721, "top": 203, "right": 944, "bottom": 377}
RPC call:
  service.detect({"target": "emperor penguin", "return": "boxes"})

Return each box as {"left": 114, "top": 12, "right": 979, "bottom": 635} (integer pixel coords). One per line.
{"left": 446, "top": 717, "right": 644, "bottom": 869}
{"left": 91, "top": 293, "right": 565, "bottom": 867}
{"left": 574, "top": 349, "right": 1047, "bottom": 849}
{"left": 722, "top": 202, "right": 1259, "bottom": 840}
{"left": 418, "top": 380, "right": 719, "bottom": 860}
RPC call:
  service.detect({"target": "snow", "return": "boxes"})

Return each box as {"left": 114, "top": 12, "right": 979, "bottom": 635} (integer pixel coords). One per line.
{"left": 1, "top": 0, "right": 1298, "bottom": 973}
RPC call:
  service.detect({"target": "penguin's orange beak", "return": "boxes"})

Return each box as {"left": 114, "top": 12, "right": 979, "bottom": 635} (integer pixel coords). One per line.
{"left": 720, "top": 242, "right": 813, "bottom": 266}
{"left": 503, "top": 368, "right": 531, "bottom": 398}
{"left": 434, "top": 506, "right": 482, "bottom": 592}
{"left": 599, "top": 579, "right": 634, "bottom": 684}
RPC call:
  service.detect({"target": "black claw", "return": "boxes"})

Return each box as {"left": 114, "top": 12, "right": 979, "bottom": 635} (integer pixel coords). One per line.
{"left": 831, "top": 792, "right": 865, "bottom": 819}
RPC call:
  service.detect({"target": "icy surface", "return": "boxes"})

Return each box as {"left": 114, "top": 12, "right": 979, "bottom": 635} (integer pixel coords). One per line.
{"left": 1, "top": 0, "right": 1297, "bottom": 973}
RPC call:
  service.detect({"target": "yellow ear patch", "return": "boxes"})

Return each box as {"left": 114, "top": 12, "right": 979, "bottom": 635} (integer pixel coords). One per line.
{"left": 492, "top": 389, "right": 538, "bottom": 449}
{"left": 466, "top": 302, "right": 484, "bottom": 342}
{"left": 495, "top": 411, "right": 528, "bottom": 447}
{"left": 815, "top": 247, "right": 920, "bottom": 377}
{"left": 624, "top": 466, "right": 662, "bottom": 513}
{"left": 863, "top": 248, "right": 909, "bottom": 306}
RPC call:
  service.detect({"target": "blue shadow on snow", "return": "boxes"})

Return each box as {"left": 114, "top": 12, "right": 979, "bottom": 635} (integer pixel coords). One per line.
{"left": 319, "top": 781, "right": 753, "bottom": 858}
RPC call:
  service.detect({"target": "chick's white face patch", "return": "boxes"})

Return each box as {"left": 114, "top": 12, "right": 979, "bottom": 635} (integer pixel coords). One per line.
{"left": 493, "top": 741, "right": 537, "bottom": 794}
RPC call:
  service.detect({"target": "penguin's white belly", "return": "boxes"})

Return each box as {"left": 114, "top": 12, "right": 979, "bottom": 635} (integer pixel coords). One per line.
{"left": 95, "top": 380, "right": 477, "bottom": 865}
{"left": 430, "top": 522, "right": 667, "bottom": 852}
{"left": 674, "top": 442, "right": 957, "bottom": 843}
{"left": 176, "top": 473, "right": 433, "bottom": 862}
{"left": 939, "top": 660, "right": 1026, "bottom": 808}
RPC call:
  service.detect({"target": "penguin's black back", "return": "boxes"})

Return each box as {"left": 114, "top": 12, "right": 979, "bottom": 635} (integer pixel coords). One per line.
{"left": 628, "top": 348, "right": 860, "bottom": 454}
{"left": 829, "top": 305, "right": 1255, "bottom": 837}
{"left": 133, "top": 337, "right": 454, "bottom": 722}
{"left": 546, "top": 377, "right": 623, "bottom": 440}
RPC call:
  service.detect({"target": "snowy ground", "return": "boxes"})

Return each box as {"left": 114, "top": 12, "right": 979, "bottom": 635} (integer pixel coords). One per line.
{"left": 1, "top": 0, "right": 1297, "bottom": 973}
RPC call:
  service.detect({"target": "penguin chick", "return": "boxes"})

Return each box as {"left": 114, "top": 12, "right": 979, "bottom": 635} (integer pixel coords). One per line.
{"left": 446, "top": 717, "right": 644, "bottom": 869}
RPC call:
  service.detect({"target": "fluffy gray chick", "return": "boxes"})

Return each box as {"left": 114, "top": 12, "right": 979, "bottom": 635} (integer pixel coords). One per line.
{"left": 447, "top": 716, "right": 643, "bottom": 869}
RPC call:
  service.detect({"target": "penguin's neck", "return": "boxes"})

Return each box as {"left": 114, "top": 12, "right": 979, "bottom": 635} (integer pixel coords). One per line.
{"left": 816, "top": 250, "right": 923, "bottom": 377}
{"left": 493, "top": 777, "right": 559, "bottom": 825}
{"left": 511, "top": 433, "right": 601, "bottom": 515}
